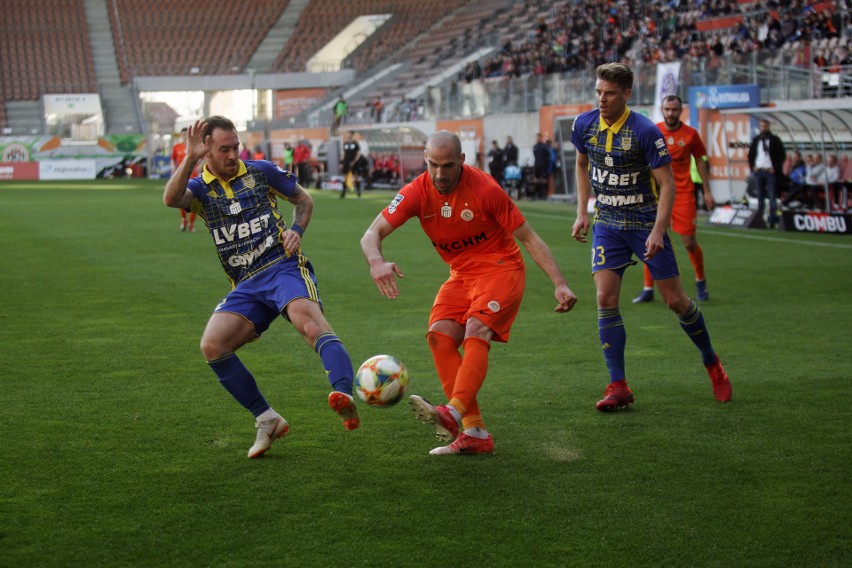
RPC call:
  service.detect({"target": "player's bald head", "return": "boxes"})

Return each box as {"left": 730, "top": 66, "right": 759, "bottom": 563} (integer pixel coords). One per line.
{"left": 424, "top": 130, "right": 465, "bottom": 194}
{"left": 425, "top": 130, "right": 462, "bottom": 157}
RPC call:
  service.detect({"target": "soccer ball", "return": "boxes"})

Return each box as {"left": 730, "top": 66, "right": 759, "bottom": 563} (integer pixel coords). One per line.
{"left": 354, "top": 355, "right": 409, "bottom": 407}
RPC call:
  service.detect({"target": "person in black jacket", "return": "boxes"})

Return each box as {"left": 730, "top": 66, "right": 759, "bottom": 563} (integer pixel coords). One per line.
{"left": 503, "top": 136, "right": 518, "bottom": 166}
{"left": 747, "top": 119, "right": 786, "bottom": 229}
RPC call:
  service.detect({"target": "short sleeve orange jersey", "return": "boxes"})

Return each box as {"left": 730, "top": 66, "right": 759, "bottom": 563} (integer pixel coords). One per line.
{"left": 171, "top": 142, "right": 187, "bottom": 166}
{"left": 657, "top": 121, "right": 707, "bottom": 194}
{"left": 381, "top": 165, "right": 526, "bottom": 276}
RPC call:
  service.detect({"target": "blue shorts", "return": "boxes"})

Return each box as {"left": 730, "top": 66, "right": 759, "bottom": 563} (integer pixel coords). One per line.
{"left": 213, "top": 259, "right": 322, "bottom": 336}
{"left": 591, "top": 224, "right": 680, "bottom": 280}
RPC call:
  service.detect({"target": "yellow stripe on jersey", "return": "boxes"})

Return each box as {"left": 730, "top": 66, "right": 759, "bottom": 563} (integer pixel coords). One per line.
{"left": 599, "top": 107, "right": 631, "bottom": 153}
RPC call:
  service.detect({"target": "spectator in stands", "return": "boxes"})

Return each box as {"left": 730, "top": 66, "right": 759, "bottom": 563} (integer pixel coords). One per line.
{"left": 805, "top": 152, "right": 827, "bottom": 209}
{"left": 373, "top": 97, "right": 384, "bottom": 123}
{"left": 504, "top": 136, "right": 518, "bottom": 166}
{"left": 843, "top": 154, "right": 852, "bottom": 189}
{"left": 253, "top": 145, "right": 266, "bottom": 160}
{"left": 824, "top": 154, "right": 843, "bottom": 210}
{"left": 782, "top": 150, "right": 811, "bottom": 209}
{"left": 240, "top": 143, "right": 251, "bottom": 161}
{"left": 748, "top": 119, "right": 786, "bottom": 229}
{"left": 171, "top": 127, "right": 196, "bottom": 232}
{"left": 487, "top": 140, "right": 505, "bottom": 185}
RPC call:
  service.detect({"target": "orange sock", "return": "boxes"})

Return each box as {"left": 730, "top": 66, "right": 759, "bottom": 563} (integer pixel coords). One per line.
{"left": 642, "top": 263, "right": 654, "bottom": 289}
{"left": 688, "top": 245, "right": 705, "bottom": 281}
{"left": 426, "top": 331, "right": 462, "bottom": 400}
{"left": 180, "top": 209, "right": 187, "bottom": 221}
{"left": 448, "top": 337, "right": 490, "bottom": 429}
{"left": 427, "top": 332, "right": 486, "bottom": 429}
{"left": 189, "top": 211, "right": 197, "bottom": 224}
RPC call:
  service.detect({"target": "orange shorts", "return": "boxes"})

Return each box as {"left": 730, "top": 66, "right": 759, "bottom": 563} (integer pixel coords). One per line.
{"left": 671, "top": 192, "right": 698, "bottom": 236}
{"left": 429, "top": 267, "right": 525, "bottom": 343}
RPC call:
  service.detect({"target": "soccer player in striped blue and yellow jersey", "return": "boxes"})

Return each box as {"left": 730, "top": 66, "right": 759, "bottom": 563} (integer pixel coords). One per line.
{"left": 163, "top": 116, "right": 359, "bottom": 459}
{"left": 571, "top": 63, "right": 731, "bottom": 411}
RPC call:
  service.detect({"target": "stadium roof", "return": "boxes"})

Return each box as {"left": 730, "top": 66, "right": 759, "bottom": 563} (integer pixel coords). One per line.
{"left": 339, "top": 125, "right": 428, "bottom": 152}
{"left": 720, "top": 99, "right": 852, "bottom": 150}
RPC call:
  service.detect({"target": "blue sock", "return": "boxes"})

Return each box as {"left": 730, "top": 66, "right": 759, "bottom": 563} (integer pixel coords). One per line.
{"left": 598, "top": 307, "right": 626, "bottom": 382}
{"left": 208, "top": 352, "right": 270, "bottom": 417}
{"left": 677, "top": 301, "right": 717, "bottom": 366}
{"left": 315, "top": 333, "right": 354, "bottom": 396}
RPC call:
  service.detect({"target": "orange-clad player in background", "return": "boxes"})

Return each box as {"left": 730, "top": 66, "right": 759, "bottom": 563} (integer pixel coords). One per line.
{"left": 361, "top": 130, "right": 578, "bottom": 455}
{"left": 171, "top": 127, "right": 197, "bottom": 232}
{"left": 634, "top": 95, "right": 715, "bottom": 303}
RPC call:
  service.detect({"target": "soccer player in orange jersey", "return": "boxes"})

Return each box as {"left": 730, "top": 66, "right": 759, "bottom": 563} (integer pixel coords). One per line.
{"left": 171, "top": 128, "right": 197, "bottom": 232}
{"left": 361, "top": 131, "right": 578, "bottom": 455}
{"left": 634, "top": 95, "right": 715, "bottom": 304}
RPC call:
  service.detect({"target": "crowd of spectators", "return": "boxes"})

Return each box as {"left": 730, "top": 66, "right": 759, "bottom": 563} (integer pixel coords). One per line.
{"left": 781, "top": 151, "right": 851, "bottom": 211}
{"left": 470, "top": 0, "right": 850, "bottom": 81}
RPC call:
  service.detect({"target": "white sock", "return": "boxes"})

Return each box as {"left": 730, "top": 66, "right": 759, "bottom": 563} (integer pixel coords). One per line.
{"left": 257, "top": 408, "right": 277, "bottom": 422}
{"left": 643, "top": 286, "right": 654, "bottom": 292}
{"left": 464, "top": 427, "right": 489, "bottom": 439}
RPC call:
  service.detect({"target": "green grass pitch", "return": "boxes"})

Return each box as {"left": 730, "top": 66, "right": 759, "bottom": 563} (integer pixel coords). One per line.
{"left": 0, "top": 179, "right": 849, "bottom": 567}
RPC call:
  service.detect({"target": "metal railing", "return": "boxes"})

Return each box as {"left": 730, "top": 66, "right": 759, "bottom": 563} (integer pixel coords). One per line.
{"left": 419, "top": 45, "right": 849, "bottom": 120}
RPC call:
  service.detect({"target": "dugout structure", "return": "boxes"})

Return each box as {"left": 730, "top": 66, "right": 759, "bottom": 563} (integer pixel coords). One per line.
{"left": 338, "top": 125, "right": 428, "bottom": 187}
{"left": 718, "top": 101, "right": 852, "bottom": 211}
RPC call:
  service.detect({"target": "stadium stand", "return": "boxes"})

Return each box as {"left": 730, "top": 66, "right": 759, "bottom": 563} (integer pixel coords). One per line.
{"left": 329, "top": 0, "right": 532, "bottom": 121}
{"left": 0, "top": 0, "right": 97, "bottom": 101}
{"left": 108, "top": 0, "right": 289, "bottom": 78}
{"left": 271, "top": 0, "right": 466, "bottom": 74}
{"left": 0, "top": 0, "right": 849, "bottom": 132}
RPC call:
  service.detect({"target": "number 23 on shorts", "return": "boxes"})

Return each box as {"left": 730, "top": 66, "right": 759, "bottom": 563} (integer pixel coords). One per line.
{"left": 592, "top": 245, "right": 606, "bottom": 267}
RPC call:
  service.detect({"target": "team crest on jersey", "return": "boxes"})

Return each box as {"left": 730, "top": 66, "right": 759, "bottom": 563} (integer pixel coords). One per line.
{"left": 228, "top": 201, "right": 242, "bottom": 215}
{"left": 488, "top": 301, "right": 501, "bottom": 312}
{"left": 441, "top": 204, "right": 452, "bottom": 218}
{"left": 622, "top": 137, "right": 632, "bottom": 151}
{"left": 243, "top": 176, "right": 256, "bottom": 189}
{"left": 461, "top": 208, "right": 474, "bottom": 221}
{"left": 667, "top": 136, "right": 675, "bottom": 145}
{"left": 387, "top": 193, "right": 404, "bottom": 213}
{"left": 678, "top": 140, "right": 685, "bottom": 147}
